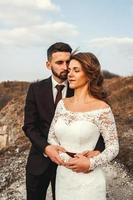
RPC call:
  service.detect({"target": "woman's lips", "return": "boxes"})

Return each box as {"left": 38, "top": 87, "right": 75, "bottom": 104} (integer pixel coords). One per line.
{"left": 68, "top": 79, "right": 75, "bottom": 82}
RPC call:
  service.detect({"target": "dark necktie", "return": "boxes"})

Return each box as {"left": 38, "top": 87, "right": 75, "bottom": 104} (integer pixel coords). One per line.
{"left": 55, "top": 85, "right": 65, "bottom": 108}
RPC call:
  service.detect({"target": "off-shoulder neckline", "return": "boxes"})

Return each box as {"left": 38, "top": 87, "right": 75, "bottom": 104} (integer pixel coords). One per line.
{"left": 60, "top": 99, "right": 111, "bottom": 114}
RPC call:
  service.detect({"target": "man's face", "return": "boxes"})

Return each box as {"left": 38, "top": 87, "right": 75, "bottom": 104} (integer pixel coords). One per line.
{"left": 47, "top": 52, "right": 71, "bottom": 82}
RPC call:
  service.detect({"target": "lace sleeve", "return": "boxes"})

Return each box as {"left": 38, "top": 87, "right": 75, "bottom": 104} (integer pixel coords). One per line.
{"left": 90, "top": 108, "right": 119, "bottom": 170}
{"left": 48, "top": 100, "right": 62, "bottom": 145}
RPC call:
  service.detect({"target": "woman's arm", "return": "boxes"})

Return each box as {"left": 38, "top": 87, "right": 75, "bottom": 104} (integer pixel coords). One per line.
{"left": 89, "top": 108, "right": 119, "bottom": 170}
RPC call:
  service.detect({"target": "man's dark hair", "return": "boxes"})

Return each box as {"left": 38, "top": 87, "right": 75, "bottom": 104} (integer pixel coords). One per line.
{"left": 47, "top": 42, "right": 72, "bottom": 60}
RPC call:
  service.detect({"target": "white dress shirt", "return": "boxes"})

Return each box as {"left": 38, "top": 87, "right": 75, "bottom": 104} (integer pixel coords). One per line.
{"left": 51, "top": 76, "right": 68, "bottom": 102}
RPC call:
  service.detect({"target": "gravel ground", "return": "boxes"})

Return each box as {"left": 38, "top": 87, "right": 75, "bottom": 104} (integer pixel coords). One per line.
{"left": 0, "top": 149, "right": 133, "bottom": 200}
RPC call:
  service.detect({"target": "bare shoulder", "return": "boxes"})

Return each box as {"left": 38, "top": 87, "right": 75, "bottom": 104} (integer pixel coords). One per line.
{"left": 94, "top": 100, "right": 110, "bottom": 109}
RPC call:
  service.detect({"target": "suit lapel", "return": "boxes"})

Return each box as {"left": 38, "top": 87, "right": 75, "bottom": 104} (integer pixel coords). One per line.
{"left": 46, "top": 77, "right": 55, "bottom": 114}
{"left": 39, "top": 77, "right": 55, "bottom": 116}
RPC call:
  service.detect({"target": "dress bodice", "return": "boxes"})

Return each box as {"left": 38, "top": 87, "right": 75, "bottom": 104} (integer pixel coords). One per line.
{"left": 48, "top": 100, "right": 119, "bottom": 170}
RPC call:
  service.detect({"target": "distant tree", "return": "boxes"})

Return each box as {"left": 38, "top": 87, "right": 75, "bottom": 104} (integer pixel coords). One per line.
{"left": 0, "top": 95, "right": 12, "bottom": 110}
{"left": 3, "top": 81, "right": 11, "bottom": 88}
{"left": 103, "top": 70, "right": 120, "bottom": 79}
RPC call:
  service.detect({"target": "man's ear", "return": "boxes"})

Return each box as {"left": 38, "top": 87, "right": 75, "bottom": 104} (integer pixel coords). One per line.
{"left": 46, "top": 61, "right": 51, "bottom": 70}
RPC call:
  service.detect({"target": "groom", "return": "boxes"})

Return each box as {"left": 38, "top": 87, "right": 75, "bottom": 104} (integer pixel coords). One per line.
{"left": 22, "top": 42, "right": 105, "bottom": 200}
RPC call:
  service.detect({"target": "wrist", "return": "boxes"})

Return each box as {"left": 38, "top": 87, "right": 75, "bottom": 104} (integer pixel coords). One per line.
{"left": 84, "top": 159, "right": 91, "bottom": 173}
{"left": 44, "top": 144, "right": 51, "bottom": 155}
{"left": 89, "top": 158, "right": 95, "bottom": 171}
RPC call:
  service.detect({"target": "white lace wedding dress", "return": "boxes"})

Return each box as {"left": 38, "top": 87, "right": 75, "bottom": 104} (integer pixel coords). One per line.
{"left": 48, "top": 100, "right": 119, "bottom": 200}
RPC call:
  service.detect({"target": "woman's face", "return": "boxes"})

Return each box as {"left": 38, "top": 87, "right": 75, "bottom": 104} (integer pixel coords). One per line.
{"left": 68, "top": 59, "right": 89, "bottom": 89}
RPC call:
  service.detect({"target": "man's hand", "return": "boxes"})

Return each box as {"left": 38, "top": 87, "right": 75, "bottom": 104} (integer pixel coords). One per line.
{"left": 64, "top": 155, "right": 90, "bottom": 173}
{"left": 80, "top": 150, "right": 100, "bottom": 158}
{"left": 44, "top": 145, "right": 65, "bottom": 165}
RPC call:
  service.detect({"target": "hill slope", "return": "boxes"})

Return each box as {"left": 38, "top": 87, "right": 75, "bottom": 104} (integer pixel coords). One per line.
{"left": 0, "top": 77, "right": 133, "bottom": 172}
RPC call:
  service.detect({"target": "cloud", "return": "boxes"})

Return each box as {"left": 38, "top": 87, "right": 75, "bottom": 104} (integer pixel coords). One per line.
{"left": 0, "top": 22, "right": 79, "bottom": 47}
{"left": 87, "top": 37, "right": 133, "bottom": 60}
{"left": 0, "top": 0, "right": 79, "bottom": 47}
{"left": 84, "top": 37, "right": 133, "bottom": 75}
{"left": 0, "top": 9, "right": 43, "bottom": 27}
{"left": 88, "top": 37, "right": 133, "bottom": 46}
{"left": 0, "top": 0, "right": 59, "bottom": 11}
{"left": 0, "top": 0, "right": 60, "bottom": 27}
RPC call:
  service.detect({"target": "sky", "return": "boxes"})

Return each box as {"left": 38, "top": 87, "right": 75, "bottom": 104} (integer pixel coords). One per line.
{"left": 0, "top": 0, "right": 133, "bottom": 82}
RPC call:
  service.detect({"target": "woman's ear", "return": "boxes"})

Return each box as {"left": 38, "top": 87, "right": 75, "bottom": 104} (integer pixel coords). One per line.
{"left": 46, "top": 61, "right": 51, "bottom": 70}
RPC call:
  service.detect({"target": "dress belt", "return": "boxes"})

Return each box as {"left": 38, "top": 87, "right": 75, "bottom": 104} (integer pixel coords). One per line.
{"left": 66, "top": 151, "right": 76, "bottom": 158}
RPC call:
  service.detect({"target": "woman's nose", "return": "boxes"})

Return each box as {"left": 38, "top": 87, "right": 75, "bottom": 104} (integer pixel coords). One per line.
{"left": 68, "top": 70, "right": 73, "bottom": 77}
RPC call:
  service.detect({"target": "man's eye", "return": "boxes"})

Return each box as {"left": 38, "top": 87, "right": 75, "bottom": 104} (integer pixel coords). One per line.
{"left": 66, "top": 61, "right": 70, "bottom": 65}
{"left": 56, "top": 61, "right": 63, "bottom": 64}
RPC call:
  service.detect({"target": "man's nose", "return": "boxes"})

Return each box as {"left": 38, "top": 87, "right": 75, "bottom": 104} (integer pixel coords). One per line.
{"left": 63, "top": 62, "right": 68, "bottom": 70}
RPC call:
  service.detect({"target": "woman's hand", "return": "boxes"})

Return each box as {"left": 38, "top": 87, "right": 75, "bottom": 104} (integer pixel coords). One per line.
{"left": 45, "top": 145, "right": 66, "bottom": 165}
{"left": 80, "top": 150, "right": 100, "bottom": 158}
{"left": 64, "top": 155, "right": 90, "bottom": 173}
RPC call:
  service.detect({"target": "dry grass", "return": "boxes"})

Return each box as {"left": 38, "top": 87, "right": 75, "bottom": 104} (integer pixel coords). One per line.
{"left": 0, "top": 76, "right": 133, "bottom": 172}
{"left": 0, "top": 81, "right": 29, "bottom": 110}
{"left": 104, "top": 76, "right": 133, "bottom": 173}
{"left": 105, "top": 76, "right": 133, "bottom": 129}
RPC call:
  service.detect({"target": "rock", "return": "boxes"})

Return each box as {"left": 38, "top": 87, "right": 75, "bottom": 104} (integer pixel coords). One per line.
{"left": 0, "top": 144, "right": 133, "bottom": 200}
{"left": 0, "top": 96, "right": 25, "bottom": 151}
{"left": 0, "top": 77, "right": 133, "bottom": 199}
{"left": 0, "top": 126, "right": 8, "bottom": 149}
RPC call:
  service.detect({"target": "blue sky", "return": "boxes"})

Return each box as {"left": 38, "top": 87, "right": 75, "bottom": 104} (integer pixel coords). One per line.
{"left": 0, "top": 0, "right": 133, "bottom": 81}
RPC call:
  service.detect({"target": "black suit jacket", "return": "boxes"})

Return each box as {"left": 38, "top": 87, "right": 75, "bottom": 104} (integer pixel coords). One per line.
{"left": 22, "top": 77, "right": 105, "bottom": 175}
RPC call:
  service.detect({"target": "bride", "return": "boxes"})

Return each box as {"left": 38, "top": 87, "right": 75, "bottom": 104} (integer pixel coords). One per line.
{"left": 47, "top": 52, "right": 119, "bottom": 200}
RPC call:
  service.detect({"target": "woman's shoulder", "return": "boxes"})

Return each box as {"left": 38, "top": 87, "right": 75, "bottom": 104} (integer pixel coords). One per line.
{"left": 93, "top": 100, "right": 114, "bottom": 119}
{"left": 90, "top": 99, "right": 111, "bottom": 115}
{"left": 95, "top": 100, "right": 110, "bottom": 109}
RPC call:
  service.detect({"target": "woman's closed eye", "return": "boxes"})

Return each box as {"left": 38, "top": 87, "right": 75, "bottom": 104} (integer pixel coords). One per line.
{"left": 68, "top": 67, "right": 80, "bottom": 73}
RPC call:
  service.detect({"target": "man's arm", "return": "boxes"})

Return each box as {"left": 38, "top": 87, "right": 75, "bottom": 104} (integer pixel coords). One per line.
{"left": 94, "top": 135, "right": 105, "bottom": 152}
{"left": 22, "top": 84, "right": 48, "bottom": 154}
{"left": 22, "top": 84, "right": 65, "bottom": 165}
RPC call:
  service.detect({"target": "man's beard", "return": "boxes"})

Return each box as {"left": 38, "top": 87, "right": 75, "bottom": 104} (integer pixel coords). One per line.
{"left": 51, "top": 68, "right": 68, "bottom": 80}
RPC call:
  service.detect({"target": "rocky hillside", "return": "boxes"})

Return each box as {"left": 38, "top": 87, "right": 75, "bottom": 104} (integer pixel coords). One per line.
{"left": 105, "top": 76, "right": 133, "bottom": 172}
{"left": 0, "top": 81, "right": 29, "bottom": 110}
{"left": 0, "top": 77, "right": 133, "bottom": 199}
{"left": 0, "top": 77, "right": 133, "bottom": 171}
{"left": 0, "top": 81, "right": 29, "bottom": 150}
{"left": 0, "top": 95, "right": 27, "bottom": 150}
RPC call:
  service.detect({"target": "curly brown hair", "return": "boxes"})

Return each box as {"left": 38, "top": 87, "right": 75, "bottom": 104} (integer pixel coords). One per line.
{"left": 70, "top": 52, "right": 107, "bottom": 102}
